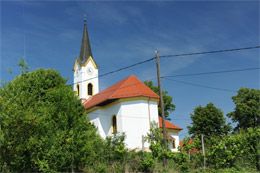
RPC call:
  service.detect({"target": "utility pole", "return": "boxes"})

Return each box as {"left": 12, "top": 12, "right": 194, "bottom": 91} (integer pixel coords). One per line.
{"left": 142, "top": 135, "right": 144, "bottom": 153}
{"left": 155, "top": 50, "right": 168, "bottom": 167}
{"left": 201, "top": 134, "right": 206, "bottom": 169}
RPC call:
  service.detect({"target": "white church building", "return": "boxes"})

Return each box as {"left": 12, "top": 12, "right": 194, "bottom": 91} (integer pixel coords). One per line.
{"left": 73, "top": 18, "right": 182, "bottom": 151}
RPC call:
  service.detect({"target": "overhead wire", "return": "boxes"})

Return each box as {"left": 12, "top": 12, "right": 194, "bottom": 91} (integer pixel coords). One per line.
{"left": 163, "top": 77, "right": 237, "bottom": 93}
{"left": 69, "top": 46, "right": 260, "bottom": 86}
{"left": 179, "top": 132, "right": 189, "bottom": 136}
{"left": 69, "top": 57, "right": 156, "bottom": 86}
{"left": 160, "top": 46, "right": 260, "bottom": 58}
{"left": 162, "top": 67, "right": 260, "bottom": 78}
{"left": 79, "top": 65, "right": 247, "bottom": 102}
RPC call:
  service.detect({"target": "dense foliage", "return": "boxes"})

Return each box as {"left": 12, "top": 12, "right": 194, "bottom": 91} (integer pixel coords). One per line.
{"left": 208, "top": 127, "right": 260, "bottom": 170}
{"left": 1, "top": 60, "right": 259, "bottom": 172}
{"left": 144, "top": 81, "right": 175, "bottom": 119}
{"left": 0, "top": 68, "right": 104, "bottom": 172}
{"left": 187, "top": 102, "right": 231, "bottom": 138}
{"left": 227, "top": 88, "right": 260, "bottom": 131}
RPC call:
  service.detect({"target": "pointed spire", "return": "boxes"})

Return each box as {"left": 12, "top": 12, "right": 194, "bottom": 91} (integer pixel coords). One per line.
{"left": 78, "top": 14, "right": 93, "bottom": 65}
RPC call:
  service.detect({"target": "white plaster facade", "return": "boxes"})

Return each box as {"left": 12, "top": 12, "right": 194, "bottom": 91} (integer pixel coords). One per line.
{"left": 88, "top": 99, "right": 159, "bottom": 149}
{"left": 73, "top": 59, "right": 99, "bottom": 100}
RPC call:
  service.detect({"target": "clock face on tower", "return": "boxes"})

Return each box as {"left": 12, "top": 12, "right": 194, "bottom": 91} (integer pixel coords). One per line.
{"left": 87, "top": 67, "right": 93, "bottom": 75}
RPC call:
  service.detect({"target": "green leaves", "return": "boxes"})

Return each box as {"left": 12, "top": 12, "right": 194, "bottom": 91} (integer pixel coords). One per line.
{"left": 144, "top": 81, "right": 175, "bottom": 119}
{"left": 0, "top": 68, "right": 103, "bottom": 172}
{"left": 227, "top": 88, "right": 260, "bottom": 131}
{"left": 208, "top": 127, "right": 260, "bottom": 170}
{"left": 187, "top": 102, "right": 231, "bottom": 137}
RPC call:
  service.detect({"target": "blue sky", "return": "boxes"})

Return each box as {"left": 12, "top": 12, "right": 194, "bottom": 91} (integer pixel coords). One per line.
{"left": 1, "top": 0, "right": 259, "bottom": 140}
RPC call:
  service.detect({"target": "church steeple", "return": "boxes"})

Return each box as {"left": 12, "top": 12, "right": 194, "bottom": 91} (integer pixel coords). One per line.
{"left": 73, "top": 15, "right": 99, "bottom": 100}
{"left": 78, "top": 15, "right": 93, "bottom": 65}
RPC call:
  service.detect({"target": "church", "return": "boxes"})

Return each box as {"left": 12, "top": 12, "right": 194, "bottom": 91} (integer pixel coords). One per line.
{"left": 73, "top": 18, "right": 182, "bottom": 151}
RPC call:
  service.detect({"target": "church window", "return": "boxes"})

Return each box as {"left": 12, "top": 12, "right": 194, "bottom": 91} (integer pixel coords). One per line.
{"left": 111, "top": 115, "right": 117, "bottom": 134}
{"left": 88, "top": 83, "right": 93, "bottom": 96}
{"left": 76, "top": 84, "right": 80, "bottom": 96}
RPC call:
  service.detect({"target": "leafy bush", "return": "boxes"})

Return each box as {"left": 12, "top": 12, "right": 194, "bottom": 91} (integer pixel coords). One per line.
{"left": 208, "top": 127, "right": 260, "bottom": 170}
{"left": 0, "top": 69, "right": 104, "bottom": 172}
{"left": 137, "top": 152, "right": 155, "bottom": 172}
{"left": 173, "top": 152, "right": 190, "bottom": 172}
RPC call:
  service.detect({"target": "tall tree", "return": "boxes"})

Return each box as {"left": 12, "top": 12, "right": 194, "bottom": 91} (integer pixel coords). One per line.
{"left": 187, "top": 102, "right": 231, "bottom": 137}
{"left": 144, "top": 81, "right": 175, "bottom": 119}
{"left": 0, "top": 68, "right": 103, "bottom": 172}
{"left": 227, "top": 88, "right": 260, "bottom": 131}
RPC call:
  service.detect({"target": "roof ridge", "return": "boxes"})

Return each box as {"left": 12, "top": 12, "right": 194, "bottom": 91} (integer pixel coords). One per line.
{"left": 132, "top": 76, "right": 143, "bottom": 96}
{"left": 110, "top": 75, "right": 139, "bottom": 98}
{"left": 93, "top": 76, "right": 129, "bottom": 98}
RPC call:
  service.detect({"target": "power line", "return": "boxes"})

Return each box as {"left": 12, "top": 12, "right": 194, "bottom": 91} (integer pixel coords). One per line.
{"left": 160, "top": 46, "right": 260, "bottom": 58}
{"left": 70, "top": 57, "right": 156, "bottom": 86}
{"left": 70, "top": 46, "right": 260, "bottom": 86}
{"left": 78, "top": 67, "right": 252, "bottom": 98}
{"left": 163, "top": 77, "right": 237, "bottom": 93}
{"left": 162, "top": 67, "right": 260, "bottom": 78}
{"left": 179, "top": 132, "right": 189, "bottom": 136}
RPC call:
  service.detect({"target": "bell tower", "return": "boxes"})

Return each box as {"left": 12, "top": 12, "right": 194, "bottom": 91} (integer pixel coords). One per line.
{"left": 73, "top": 16, "right": 99, "bottom": 100}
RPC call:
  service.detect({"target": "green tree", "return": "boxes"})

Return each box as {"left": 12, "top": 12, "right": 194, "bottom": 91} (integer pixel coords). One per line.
{"left": 0, "top": 68, "right": 103, "bottom": 172}
{"left": 144, "top": 81, "right": 175, "bottom": 119}
{"left": 145, "top": 122, "right": 164, "bottom": 159}
{"left": 208, "top": 127, "right": 260, "bottom": 171}
{"left": 226, "top": 88, "right": 260, "bottom": 171}
{"left": 227, "top": 88, "right": 260, "bottom": 131}
{"left": 188, "top": 102, "right": 231, "bottom": 137}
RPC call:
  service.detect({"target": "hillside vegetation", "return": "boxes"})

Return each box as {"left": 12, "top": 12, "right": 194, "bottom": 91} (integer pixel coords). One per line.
{"left": 1, "top": 60, "right": 259, "bottom": 172}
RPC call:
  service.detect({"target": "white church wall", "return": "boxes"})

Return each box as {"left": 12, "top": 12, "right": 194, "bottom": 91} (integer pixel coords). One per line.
{"left": 120, "top": 100, "right": 159, "bottom": 149}
{"left": 88, "top": 99, "right": 159, "bottom": 150}
{"left": 88, "top": 102, "right": 123, "bottom": 139}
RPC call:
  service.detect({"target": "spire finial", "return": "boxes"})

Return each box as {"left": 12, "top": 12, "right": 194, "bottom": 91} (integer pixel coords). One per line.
{"left": 84, "top": 14, "right": 87, "bottom": 24}
{"left": 79, "top": 13, "right": 93, "bottom": 63}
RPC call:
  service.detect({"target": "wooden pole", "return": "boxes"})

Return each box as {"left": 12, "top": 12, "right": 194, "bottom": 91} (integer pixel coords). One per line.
{"left": 201, "top": 134, "right": 206, "bottom": 169}
{"left": 142, "top": 135, "right": 144, "bottom": 153}
{"left": 155, "top": 50, "right": 168, "bottom": 167}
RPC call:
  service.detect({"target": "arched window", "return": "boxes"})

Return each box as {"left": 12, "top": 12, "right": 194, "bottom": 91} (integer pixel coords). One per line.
{"left": 76, "top": 84, "right": 80, "bottom": 96}
{"left": 111, "top": 115, "right": 117, "bottom": 134}
{"left": 88, "top": 83, "right": 93, "bottom": 96}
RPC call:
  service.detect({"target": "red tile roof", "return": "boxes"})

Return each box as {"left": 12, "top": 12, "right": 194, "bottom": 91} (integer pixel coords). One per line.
{"left": 84, "top": 75, "right": 159, "bottom": 110}
{"left": 159, "top": 117, "right": 182, "bottom": 130}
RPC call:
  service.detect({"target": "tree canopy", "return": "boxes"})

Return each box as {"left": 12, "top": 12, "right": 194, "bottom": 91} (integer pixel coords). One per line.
{"left": 144, "top": 81, "right": 175, "bottom": 119}
{"left": 227, "top": 88, "right": 260, "bottom": 131}
{"left": 187, "top": 102, "right": 231, "bottom": 137}
{"left": 0, "top": 68, "right": 103, "bottom": 172}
